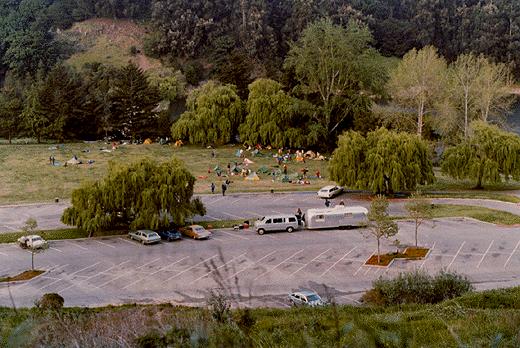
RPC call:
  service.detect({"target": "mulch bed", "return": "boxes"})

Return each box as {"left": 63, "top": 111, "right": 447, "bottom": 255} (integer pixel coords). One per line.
{"left": 0, "top": 270, "right": 45, "bottom": 282}
{"left": 365, "top": 247, "right": 429, "bottom": 266}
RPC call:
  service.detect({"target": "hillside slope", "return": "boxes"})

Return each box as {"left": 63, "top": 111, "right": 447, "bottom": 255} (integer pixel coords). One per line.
{"left": 59, "top": 18, "right": 163, "bottom": 73}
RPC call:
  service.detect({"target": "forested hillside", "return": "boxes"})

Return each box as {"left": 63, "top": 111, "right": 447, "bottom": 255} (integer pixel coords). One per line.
{"left": 0, "top": 0, "right": 518, "bottom": 147}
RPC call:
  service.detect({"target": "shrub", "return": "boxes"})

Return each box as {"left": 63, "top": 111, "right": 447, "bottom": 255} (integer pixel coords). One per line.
{"left": 135, "top": 332, "right": 165, "bottom": 348}
{"left": 130, "top": 46, "right": 139, "bottom": 55}
{"left": 362, "top": 270, "right": 473, "bottom": 305}
{"left": 183, "top": 62, "right": 203, "bottom": 85}
{"left": 36, "top": 293, "right": 64, "bottom": 310}
{"left": 206, "top": 290, "right": 231, "bottom": 323}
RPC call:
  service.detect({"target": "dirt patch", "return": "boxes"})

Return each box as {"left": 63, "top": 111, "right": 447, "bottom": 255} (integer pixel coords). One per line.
{"left": 366, "top": 247, "right": 429, "bottom": 266}
{"left": 0, "top": 270, "right": 45, "bottom": 282}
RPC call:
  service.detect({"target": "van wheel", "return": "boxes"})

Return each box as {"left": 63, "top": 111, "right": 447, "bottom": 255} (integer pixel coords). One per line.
{"left": 287, "top": 227, "right": 294, "bottom": 233}
{"left": 257, "top": 229, "right": 265, "bottom": 235}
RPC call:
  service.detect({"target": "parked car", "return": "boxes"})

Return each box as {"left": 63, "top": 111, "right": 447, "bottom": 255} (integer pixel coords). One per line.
{"left": 18, "top": 235, "right": 48, "bottom": 249}
{"left": 288, "top": 290, "right": 326, "bottom": 307}
{"left": 255, "top": 215, "right": 299, "bottom": 235}
{"left": 128, "top": 230, "right": 161, "bottom": 244}
{"left": 180, "top": 225, "right": 211, "bottom": 240}
{"left": 157, "top": 229, "right": 182, "bottom": 242}
{"left": 317, "top": 185, "right": 343, "bottom": 199}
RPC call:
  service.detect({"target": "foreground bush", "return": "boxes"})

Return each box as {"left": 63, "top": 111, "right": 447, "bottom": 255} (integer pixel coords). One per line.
{"left": 35, "top": 293, "right": 64, "bottom": 310}
{"left": 362, "top": 270, "right": 474, "bottom": 305}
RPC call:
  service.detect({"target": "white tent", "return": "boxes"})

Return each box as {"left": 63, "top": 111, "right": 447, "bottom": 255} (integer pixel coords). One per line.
{"left": 243, "top": 158, "right": 254, "bottom": 165}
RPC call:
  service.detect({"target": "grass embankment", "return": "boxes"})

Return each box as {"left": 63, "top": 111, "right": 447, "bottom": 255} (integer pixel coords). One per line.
{"left": 432, "top": 204, "right": 520, "bottom": 225}
{"left": 2, "top": 287, "right": 520, "bottom": 347}
{"left": 0, "top": 270, "right": 44, "bottom": 282}
{"left": 0, "top": 228, "right": 126, "bottom": 244}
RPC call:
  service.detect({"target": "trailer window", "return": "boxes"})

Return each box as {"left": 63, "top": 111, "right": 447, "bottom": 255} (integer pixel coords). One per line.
{"left": 344, "top": 213, "right": 353, "bottom": 218}
{"left": 316, "top": 215, "right": 324, "bottom": 221}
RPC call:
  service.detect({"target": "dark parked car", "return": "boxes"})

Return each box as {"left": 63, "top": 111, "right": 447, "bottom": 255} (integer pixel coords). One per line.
{"left": 157, "top": 229, "right": 182, "bottom": 242}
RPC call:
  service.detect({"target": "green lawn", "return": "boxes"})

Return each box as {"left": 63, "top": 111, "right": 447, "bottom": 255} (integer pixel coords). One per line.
{"left": 431, "top": 204, "right": 520, "bottom": 225}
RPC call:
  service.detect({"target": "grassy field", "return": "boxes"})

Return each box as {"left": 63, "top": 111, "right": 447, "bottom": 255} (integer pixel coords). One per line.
{"left": 2, "top": 287, "right": 520, "bottom": 347}
{"left": 432, "top": 204, "right": 520, "bottom": 225}
{"left": 0, "top": 142, "right": 333, "bottom": 204}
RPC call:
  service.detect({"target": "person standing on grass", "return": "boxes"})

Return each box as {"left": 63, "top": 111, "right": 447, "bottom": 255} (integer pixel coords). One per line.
{"left": 221, "top": 183, "right": 227, "bottom": 196}
{"left": 211, "top": 182, "right": 215, "bottom": 194}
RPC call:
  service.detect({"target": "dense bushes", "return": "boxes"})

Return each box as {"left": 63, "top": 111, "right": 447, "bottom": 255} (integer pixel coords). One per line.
{"left": 362, "top": 271, "right": 474, "bottom": 305}
{"left": 35, "top": 293, "right": 64, "bottom": 310}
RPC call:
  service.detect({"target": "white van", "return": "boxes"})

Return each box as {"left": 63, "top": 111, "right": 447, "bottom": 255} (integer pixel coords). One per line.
{"left": 305, "top": 206, "right": 368, "bottom": 229}
{"left": 255, "top": 215, "right": 299, "bottom": 235}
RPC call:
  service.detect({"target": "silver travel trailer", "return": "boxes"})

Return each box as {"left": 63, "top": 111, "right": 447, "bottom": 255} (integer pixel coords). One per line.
{"left": 305, "top": 206, "right": 368, "bottom": 230}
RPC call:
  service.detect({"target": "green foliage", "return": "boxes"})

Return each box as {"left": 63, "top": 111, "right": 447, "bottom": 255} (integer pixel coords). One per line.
{"left": 36, "top": 293, "right": 65, "bottom": 310}
{"left": 441, "top": 121, "right": 520, "bottom": 189}
{"left": 171, "top": 81, "right": 244, "bottom": 145}
{"left": 21, "top": 218, "right": 38, "bottom": 235}
{"left": 363, "top": 270, "right": 474, "bottom": 306}
{"left": 61, "top": 157, "right": 205, "bottom": 235}
{"left": 367, "top": 195, "right": 398, "bottom": 263}
{"left": 329, "top": 128, "right": 434, "bottom": 194}
{"left": 238, "top": 78, "right": 315, "bottom": 148}
{"left": 109, "top": 63, "right": 161, "bottom": 140}
{"left": 0, "top": 89, "right": 23, "bottom": 144}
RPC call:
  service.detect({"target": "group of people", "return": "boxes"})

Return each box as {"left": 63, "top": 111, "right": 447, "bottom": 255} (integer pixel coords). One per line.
{"left": 210, "top": 179, "right": 232, "bottom": 196}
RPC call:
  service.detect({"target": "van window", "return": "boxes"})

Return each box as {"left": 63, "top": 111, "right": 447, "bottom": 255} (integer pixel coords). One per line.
{"left": 316, "top": 215, "right": 324, "bottom": 222}
{"left": 288, "top": 217, "right": 296, "bottom": 223}
{"left": 273, "top": 218, "right": 283, "bottom": 223}
{"left": 265, "top": 219, "right": 272, "bottom": 224}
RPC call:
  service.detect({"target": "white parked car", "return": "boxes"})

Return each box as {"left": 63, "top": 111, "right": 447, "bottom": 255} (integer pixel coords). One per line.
{"left": 288, "top": 290, "right": 326, "bottom": 307}
{"left": 18, "top": 235, "right": 48, "bottom": 249}
{"left": 128, "top": 230, "right": 161, "bottom": 244}
{"left": 317, "top": 185, "right": 343, "bottom": 199}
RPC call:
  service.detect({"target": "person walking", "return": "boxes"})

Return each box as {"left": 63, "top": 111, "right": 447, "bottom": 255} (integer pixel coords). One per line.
{"left": 325, "top": 199, "right": 330, "bottom": 208}
{"left": 221, "top": 183, "right": 227, "bottom": 196}
{"left": 211, "top": 182, "right": 215, "bottom": 194}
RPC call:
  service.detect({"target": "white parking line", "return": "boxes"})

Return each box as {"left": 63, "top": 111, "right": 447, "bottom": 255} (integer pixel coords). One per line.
{"left": 321, "top": 246, "right": 358, "bottom": 277}
{"left": 164, "top": 254, "right": 218, "bottom": 283}
{"left": 65, "top": 241, "right": 88, "bottom": 250}
{"left": 38, "top": 278, "right": 63, "bottom": 291}
{"left": 98, "top": 259, "right": 159, "bottom": 288}
{"left": 207, "top": 197, "right": 226, "bottom": 205}
{"left": 353, "top": 264, "right": 365, "bottom": 276}
{"left": 205, "top": 215, "right": 220, "bottom": 221}
{"left": 69, "top": 262, "right": 102, "bottom": 276}
{"left": 222, "top": 212, "right": 244, "bottom": 219}
{"left": 227, "top": 250, "right": 277, "bottom": 280}
{"left": 447, "top": 241, "right": 466, "bottom": 270}
{"left": 253, "top": 249, "right": 304, "bottom": 281}
{"left": 504, "top": 239, "right": 520, "bottom": 269}
{"left": 246, "top": 211, "right": 263, "bottom": 217}
{"left": 189, "top": 253, "right": 247, "bottom": 284}
{"left": 289, "top": 249, "right": 330, "bottom": 276}
{"left": 271, "top": 210, "right": 284, "bottom": 215}
{"left": 231, "top": 198, "right": 241, "bottom": 204}
{"left": 477, "top": 240, "right": 494, "bottom": 269}
{"left": 95, "top": 240, "right": 116, "bottom": 249}
{"left": 220, "top": 230, "right": 250, "bottom": 240}
{"left": 150, "top": 256, "right": 190, "bottom": 276}
{"left": 118, "top": 237, "right": 137, "bottom": 246}
{"left": 419, "top": 242, "right": 435, "bottom": 270}
{"left": 0, "top": 251, "right": 7, "bottom": 256}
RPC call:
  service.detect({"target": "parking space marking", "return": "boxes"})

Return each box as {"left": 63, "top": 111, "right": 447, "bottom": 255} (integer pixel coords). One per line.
{"left": 69, "top": 262, "right": 102, "bottom": 276}
{"left": 231, "top": 198, "right": 241, "bottom": 204}
{"left": 38, "top": 278, "right": 63, "bottom": 291}
{"left": 49, "top": 247, "right": 62, "bottom": 253}
{"left": 207, "top": 197, "right": 226, "bottom": 205}
{"left": 150, "top": 256, "right": 190, "bottom": 276}
{"left": 65, "top": 241, "right": 88, "bottom": 250}
{"left": 222, "top": 212, "right": 244, "bottom": 219}
{"left": 353, "top": 264, "right": 365, "bottom": 276}
{"left": 477, "top": 240, "right": 494, "bottom": 269}
{"left": 227, "top": 250, "right": 277, "bottom": 280}
{"left": 96, "top": 260, "right": 131, "bottom": 276}
{"left": 419, "top": 242, "right": 435, "bottom": 270}
{"left": 98, "top": 259, "right": 161, "bottom": 288}
{"left": 246, "top": 211, "right": 263, "bottom": 217}
{"left": 118, "top": 237, "right": 137, "bottom": 246}
{"left": 164, "top": 254, "right": 218, "bottom": 283}
{"left": 321, "top": 247, "right": 358, "bottom": 277}
{"left": 212, "top": 237, "right": 224, "bottom": 242}
{"left": 205, "top": 215, "right": 220, "bottom": 221}
{"left": 0, "top": 251, "right": 7, "bottom": 256}
{"left": 220, "top": 231, "right": 250, "bottom": 241}
{"left": 189, "top": 252, "right": 247, "bottom": 284}
{"left": 95, "top": 240, "right": 116, "bottom": 249}
{"left": 273, "top": 196, "right": 287, "bottom": 202}
{"left": 253, "top": 249, "right": 304, "bottom": 280}
{"left": 271, "top": 210, "right": 285, "bottom": 215}
{"left": 447, "top": 241, "right": 466, "bottom": 270}
{"left": 504, "top": 239, "right": 520, "bottom": 269}
{"left": 289, "top": 248, "right": 330, "bottom": 276}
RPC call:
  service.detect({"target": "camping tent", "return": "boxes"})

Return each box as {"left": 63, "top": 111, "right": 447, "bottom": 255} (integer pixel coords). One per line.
{"left": 244, "top": 172, "right": 260, "bottom": 181}
{"left": 243, "top": 158, "right": 254, "bottom": 165}
{"left": 66, "top": 158, "right": 81, "bottom": 165}
{"left": 257, "top": 166, "right": 270, "bottom": 174}
{"left": 144, "top": 138, "right": 152, "bottom": 144}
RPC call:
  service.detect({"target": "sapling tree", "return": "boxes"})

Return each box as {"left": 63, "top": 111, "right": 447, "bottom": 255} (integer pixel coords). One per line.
{"left": 404, "top": 191, "right": 433, "bottom": 247}
{"left": 367, "top": 195, "right": 398, "bottom": 264}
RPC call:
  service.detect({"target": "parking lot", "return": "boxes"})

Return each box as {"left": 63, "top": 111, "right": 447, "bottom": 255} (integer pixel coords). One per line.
{"left": 2, "top": 217, "right": 520, "bottom": 308}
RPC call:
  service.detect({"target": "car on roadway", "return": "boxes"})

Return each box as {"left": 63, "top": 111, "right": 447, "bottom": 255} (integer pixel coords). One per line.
{"left": 180, "top": 225, "right": 211, "bottom": 240}
{"left": 128, "top": 230, "right": 161, "bottom": 244}
{"left": 18, "top": 235, "right": 48, "bottom": 249}
{"left": 317, "top": 185, "right": 343, "bottom": 199}
{"left": 157, "top": 229, "right": 182, "bottom": 242}
{"left": 288, "top": 290, "right": 326, "bottom": 307}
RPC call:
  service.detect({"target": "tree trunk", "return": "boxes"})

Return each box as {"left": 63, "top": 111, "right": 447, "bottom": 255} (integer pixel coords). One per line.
{"left": 31, "top": 252, "right": 34, "bottom": 270}
{"left": 464, "top": 89, "right": 469, "bottom": 139}
{"left": 415, "top": 220, "right": 419, "bottom": 247}
{"left": 8, "top": 130, "right": 11, "bottom": 145}
{"left": 475, "top": 163, "right": 484, "bottom": 189}
{"left": 417, "top": 100, "right": 424, "bottom": 137}
{"left": 377, "top": 237, "right": 381, "bottom": 264}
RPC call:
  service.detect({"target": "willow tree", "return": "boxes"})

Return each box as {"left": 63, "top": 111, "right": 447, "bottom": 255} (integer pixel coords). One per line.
{"left": 441, "top": 121, "right": 520, "bottom": 189}
{"left": 238, "top": 78, "right": 315, "bottom": 148}
{"left": 171, "top": 81, "right": 244, "bottom": 145}
{"left": 388, "top": 46, "right": 446, "bottom": 137}
{"left": 61, "top": 158, "right": 205, "bottom": 236}
{"left": 329, "top": 128, "right": 434, "bottom": 194}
